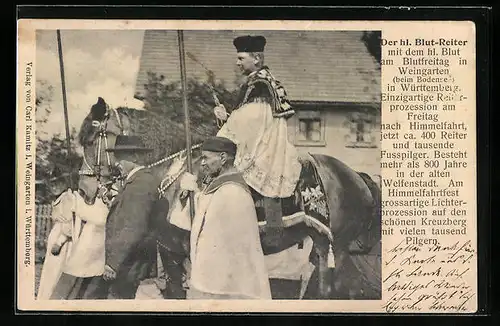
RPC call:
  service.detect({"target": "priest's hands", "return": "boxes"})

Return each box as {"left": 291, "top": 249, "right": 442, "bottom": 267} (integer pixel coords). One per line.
{"left": 214, "top": 104, "right": 229, "bottom": 121}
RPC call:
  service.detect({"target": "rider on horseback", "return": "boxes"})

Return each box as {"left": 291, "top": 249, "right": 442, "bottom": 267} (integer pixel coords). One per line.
{"left": 213, "top": 35, "right": 302, "bottom": 242}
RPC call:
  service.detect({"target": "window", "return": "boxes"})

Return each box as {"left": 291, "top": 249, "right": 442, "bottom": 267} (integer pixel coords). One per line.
{"left": 345, "top": 112, "right": 377, "bottom": 148}
{"left": 298, "top": 119, "right": 322, "bottom": 142}
{"left": 295, "top": 110, "right": 326, "bottom": 146}
{"left": 356, "top": 119, "right": 367, "bottom": 142}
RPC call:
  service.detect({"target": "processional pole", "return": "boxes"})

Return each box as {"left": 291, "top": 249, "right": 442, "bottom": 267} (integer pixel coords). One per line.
{"left": 56, "top": 29, "right": 75, "bottom": 190}
{"left": 177, "top": 30, "right": 195, "bottom": 219}
{"left": 57, "top": 29, "right": 81, "bottom": 239}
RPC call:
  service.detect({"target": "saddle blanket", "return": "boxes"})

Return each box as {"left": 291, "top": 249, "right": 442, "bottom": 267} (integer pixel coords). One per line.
{"left": 255, "top": 154, "right": 332, "bottom": 243}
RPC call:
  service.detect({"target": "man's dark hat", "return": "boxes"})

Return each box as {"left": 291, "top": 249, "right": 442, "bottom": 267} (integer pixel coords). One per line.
{"left": 233, "top": 35, "right": 266, "bottom": 53}
{"left": 106, "top": 135, "right": 153, "bottom": 153}
{"left": 201, "top": 137, "right": 237, "bottom": 156}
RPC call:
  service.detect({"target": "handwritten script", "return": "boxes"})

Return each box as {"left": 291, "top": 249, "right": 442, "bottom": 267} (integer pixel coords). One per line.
{"left": 382, "top": 239, "right": 476, "bottom": 313}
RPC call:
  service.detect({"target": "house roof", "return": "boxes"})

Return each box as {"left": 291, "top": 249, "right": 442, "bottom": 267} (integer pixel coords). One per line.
{"left": 134, "top": 30, "right": 380, "bottom": 104}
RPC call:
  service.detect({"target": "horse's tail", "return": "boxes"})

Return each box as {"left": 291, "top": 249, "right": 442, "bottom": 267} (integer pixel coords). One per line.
{"left": 354, "top": 172, "right": 381, "bottom": 253}
{"left": 356, "top": 172, "right": 381, "bottom": 218}
{"left": 302, "top": 156, "right": 382, "bottom": 300}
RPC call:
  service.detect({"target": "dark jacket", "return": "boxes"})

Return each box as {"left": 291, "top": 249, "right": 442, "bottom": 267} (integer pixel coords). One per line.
{"left": 105, "top": 168, "right": 158, "bottom": 291}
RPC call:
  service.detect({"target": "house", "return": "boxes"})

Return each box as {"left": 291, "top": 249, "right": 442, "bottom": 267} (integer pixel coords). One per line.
{"left": 134, "top": 30, "right": 381, "bottom": 180}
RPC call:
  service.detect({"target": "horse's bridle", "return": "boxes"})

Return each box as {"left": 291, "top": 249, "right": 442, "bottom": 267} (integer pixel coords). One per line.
{"left": 78, "top": 106, "right": 205, "bottom": 201}
{"left": 78, "top": 107, "right": 124, "bottom": 203}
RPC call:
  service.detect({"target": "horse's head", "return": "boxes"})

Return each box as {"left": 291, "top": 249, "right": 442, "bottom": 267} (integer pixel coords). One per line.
{"left": 77, "top": 97, "right": 130, "bottom": 203}
{"left": 76, "top": 95, "right": 212, "bottom": 213}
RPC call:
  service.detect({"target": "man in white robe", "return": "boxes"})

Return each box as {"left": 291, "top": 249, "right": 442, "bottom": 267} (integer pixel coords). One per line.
{"left": 179, "top": 136, "right": 271, "bottom": 299}
{"left": 40, "top": 178, "right": 111, "bottom": 300}
{"left": 214, "top": 35, "right": 302, "bottom": 243}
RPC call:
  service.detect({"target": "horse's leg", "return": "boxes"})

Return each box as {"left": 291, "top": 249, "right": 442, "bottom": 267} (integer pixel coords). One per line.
{"left": 302, "top": 266, "right": 319, "bottom": 299}
{"left": 299, "top": 228, "right": 333, "bottom": 299}
{"left": 316, "top": 244, "right": 332, "bottom": 299}
{"left": 302, "top": 244, "right": 332, "bottom": 299}
{"left": 158, "top": 246, "right": 187, "bottom": 299}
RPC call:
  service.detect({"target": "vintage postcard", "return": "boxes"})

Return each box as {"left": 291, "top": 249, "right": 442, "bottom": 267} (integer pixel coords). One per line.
{"left": 17, "top": 19, "right": 477, "bottom": 313}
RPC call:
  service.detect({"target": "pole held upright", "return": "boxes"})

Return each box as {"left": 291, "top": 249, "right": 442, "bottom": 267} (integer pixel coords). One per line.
{"left": 56, "top": 29, "right": 75, "bottom": 190}
{"left": 177, "top": 30, "right": 195, "bottom": 219}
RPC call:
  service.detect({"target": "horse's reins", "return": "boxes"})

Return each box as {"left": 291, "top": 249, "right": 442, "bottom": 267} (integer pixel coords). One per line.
{"left": 81, "top": 107, "right": 203, "bottom": 200}
{"left": 154, "top": 144, "right": 202, "bottom": 197}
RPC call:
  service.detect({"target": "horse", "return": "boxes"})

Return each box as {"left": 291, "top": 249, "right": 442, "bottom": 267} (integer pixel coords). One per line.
{"left": 75, "top": 97, "right": 209, "bottom": 298}
{"left": 77, "top": 97, "right": 382, "bottom": 300}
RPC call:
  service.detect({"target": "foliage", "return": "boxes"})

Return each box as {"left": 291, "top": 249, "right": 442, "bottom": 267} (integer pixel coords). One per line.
{"left": 35, "top": 80, "right": 82, "bottom": 204}
{"left": 35, "top": 80, "right": 54, "bottom": 137}
{"left": 359, "top": 32, "right": 382, "bottom": 107}
{"left": 142, "top": 71, "right": 240, "bottom": 137}
{"left": 35, "top": 129, "right": 82, "bottom": 181}
{"left": 361, "top": 31, "right": 382, "bottom": 67}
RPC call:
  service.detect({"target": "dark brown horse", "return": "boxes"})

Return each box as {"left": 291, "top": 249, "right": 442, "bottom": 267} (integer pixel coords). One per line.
{"left": 77, "top": 97, "right": 381, "bottom": 300}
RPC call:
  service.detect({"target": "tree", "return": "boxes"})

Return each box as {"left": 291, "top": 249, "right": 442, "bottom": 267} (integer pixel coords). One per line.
{"left": 35, "top": 80, "right": 82, "bottom": 204}
{"left": 359, "top": 32, "right": 382, "bottom": 107}
{"left": 142, "top": 71, "right": 240, "bottom": 137}
{"left": 35, "top": 80, "right": 54, "bottom": 138}
{"left": 361, "top": 31, "right": 381, "bottom": 67}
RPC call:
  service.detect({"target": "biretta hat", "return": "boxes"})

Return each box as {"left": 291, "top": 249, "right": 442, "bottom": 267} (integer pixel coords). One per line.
{"left": 201, "top": 137, "right": 237, "bottom": 156}
{"left": 106, "top": 135, "right": 153, "bottom": 152}
{"left": 233, "top": 35, "right": 266, "bottom": 53}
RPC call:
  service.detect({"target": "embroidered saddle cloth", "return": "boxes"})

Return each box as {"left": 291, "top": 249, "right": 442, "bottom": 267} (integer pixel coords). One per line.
{"left": 253, "top": 154, "right": 331, "bottom": 247}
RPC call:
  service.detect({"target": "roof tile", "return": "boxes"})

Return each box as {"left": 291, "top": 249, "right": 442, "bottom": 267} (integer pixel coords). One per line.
{"left": 135, "top": 30, "right": 380, "bottom": 104}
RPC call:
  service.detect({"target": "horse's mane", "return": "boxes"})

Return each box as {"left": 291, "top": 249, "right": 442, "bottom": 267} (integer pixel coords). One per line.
{"left": 78, "top": 97, "right": 108, "bottom": 147}
{"left": 78, "top": 114, "right": 96, "bottom": 147}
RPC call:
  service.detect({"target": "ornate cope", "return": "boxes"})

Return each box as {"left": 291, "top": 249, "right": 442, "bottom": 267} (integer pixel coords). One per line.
{"left": 236, "top": 66, "right": 295, "bottom": 118}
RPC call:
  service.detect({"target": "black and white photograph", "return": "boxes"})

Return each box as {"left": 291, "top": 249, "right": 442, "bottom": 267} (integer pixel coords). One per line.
{"left": 32, "top": 28, "right": 382, "bottom": 301}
